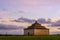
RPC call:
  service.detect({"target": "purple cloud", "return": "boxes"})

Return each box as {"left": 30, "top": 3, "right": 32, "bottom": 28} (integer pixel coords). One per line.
{"left": 38, "top": 18, "right": 52, "bottom": 24}
{"left": 12, "top": 17, "right": 35, "bottom": 23}
{"left": 0, "top": 24, "right": 24, "bottom": 30}
{"left": 0, "top": 23, "right": 24, "bottom": 35}
{"left": 51, "top": 20, "right": 60, "bottom": 26}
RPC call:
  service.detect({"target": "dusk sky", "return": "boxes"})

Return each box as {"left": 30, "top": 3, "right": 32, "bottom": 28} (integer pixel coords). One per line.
{"left": 0, "top": 0, "right": 60, "bottom": 19}
{"left": 0, "top": 0, "right": 60, "bottom": 35}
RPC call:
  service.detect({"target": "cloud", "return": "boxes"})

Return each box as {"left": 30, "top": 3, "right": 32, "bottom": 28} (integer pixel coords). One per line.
{"left": 38, "top": 18, "right": 52, "bottom": 24}
{"left": 51, "top": 31, "right": 60, "bottom": 35}
{"left": 13, "top": 17, "right": 35, "bottom": 23}
{"left": 0, "top": 18, "right": 25, "bottom": 35}
{"left": 0, "top": 24, "right": 24, "bottom": 30}
{"left": 1, "top": 0, "right": 60, "bottom": 35}
{"left": 0, "top": 21, "right": 24, "bottom": 35}
{"left": 0, "top": 18, "right": 60, "bottom": 35}
{"left": 0, "top": 18, "right": 31, "bottom": 28}
{"left": 17, "top": 10, "right": 28, "bottom": 14}
{"left": 0, "top": 18, "right": 31, "bottom": 35}
{"left": 37, "top": 18, "right": 60, "bottom": 27}
{"left": 18, "top": 11, "right": 25, "bottom": 13}
{"left": 0, "top": 29, "right": 24, "bottom": 35}
{"left": 51, "top": 20, "right": 60, "bottom": 26}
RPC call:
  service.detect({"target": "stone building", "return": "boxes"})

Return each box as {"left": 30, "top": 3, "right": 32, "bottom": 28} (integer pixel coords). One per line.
{"left": 24, "top": 21, "right": 49, "bottom": 35}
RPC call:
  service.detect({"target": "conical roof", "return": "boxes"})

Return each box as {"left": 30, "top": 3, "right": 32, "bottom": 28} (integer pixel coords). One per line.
{"left": 27, "top": 21, "right": 47, "bottom": 29}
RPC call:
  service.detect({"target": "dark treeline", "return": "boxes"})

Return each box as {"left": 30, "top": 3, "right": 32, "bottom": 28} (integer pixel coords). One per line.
{"left": 0, "top": 34, "right": 24, "bottom": 36}
{"left": 0, "top": 34, "right": 60, "bottom": 36}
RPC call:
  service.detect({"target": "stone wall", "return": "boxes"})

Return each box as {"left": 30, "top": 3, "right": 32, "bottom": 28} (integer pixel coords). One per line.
{"left": 24, "top": 29, "right": 34, "bottom": 35}
{"left": 34, "top": 29, "right": 49, "bottom": 35}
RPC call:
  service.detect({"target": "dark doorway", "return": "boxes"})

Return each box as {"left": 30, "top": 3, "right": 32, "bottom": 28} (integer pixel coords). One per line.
{"left": 28, "top": 32, "right": 30, "bottom": 36}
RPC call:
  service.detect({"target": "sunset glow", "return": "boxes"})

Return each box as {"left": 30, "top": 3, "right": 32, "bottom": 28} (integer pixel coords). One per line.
{"left": 0, "top": 0, "right": 60, "bottom": 35}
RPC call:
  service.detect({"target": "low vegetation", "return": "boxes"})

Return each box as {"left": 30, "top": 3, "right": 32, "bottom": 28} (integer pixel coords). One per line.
{"left": 0, "top": 35, "right": 60, "bottom": 40}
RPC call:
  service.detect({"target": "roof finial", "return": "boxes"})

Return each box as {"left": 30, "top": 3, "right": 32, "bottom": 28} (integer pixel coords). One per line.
{"left": 34, "top": 18, "right": 38, "bottom": 23}
{"left": 35, "top": 20, "right": 38, "bottom": 24}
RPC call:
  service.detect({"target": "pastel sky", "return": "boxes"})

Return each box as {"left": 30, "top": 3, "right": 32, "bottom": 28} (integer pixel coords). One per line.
{"left": 0, "top": 0, "right": 60, "bottom": 35}
{"left": 0, "top": 0, "right": 60, "bottom": 19}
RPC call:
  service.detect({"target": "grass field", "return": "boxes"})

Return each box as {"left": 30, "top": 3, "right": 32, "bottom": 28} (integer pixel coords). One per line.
{"left": 0, "top": 35, "right": 60, "bottom": 40}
